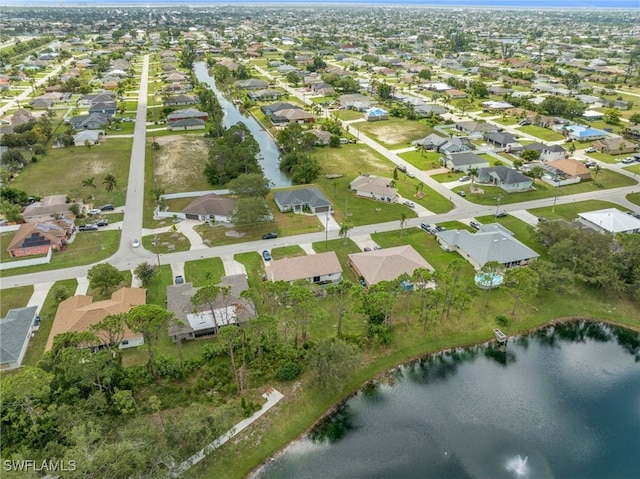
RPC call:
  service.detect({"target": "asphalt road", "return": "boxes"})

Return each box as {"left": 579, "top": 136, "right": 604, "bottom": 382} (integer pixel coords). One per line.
{"left": 2, "top": 59, "right": 640, "bottom": 290}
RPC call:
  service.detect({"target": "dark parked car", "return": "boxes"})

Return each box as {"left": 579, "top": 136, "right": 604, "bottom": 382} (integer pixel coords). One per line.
{"left": 100, "top": 204, "right": 115, "bottom": 211}
{"left": 78, "top": 224, "right": 98, "bottom": 232}
{"left": 495, "top": 211, "right": 508, "bottom": 218}
{"left": 457, "top": 191, "right": 467, "bottom": 197}
{"left": 262, "top": 232, "right": 278, "bottom": 240}
{"left": 262, "top": 250, "right": 272, "bottom": 261}
{"left": 174, "top": 275, "right": 184, "bottom": 284}
{"left": 421, "top": 223, "right": 437, "bottom": 234}
{"left": 435, "top": 226, "right": 447, "bottom": 232}
{"left": 95, "top": 220, "right": 109, "bottom": 227}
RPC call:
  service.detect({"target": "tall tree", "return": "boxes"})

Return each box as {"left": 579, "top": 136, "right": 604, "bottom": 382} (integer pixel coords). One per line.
{"left": 91, "top": 313, "right": 127, "bottom": 353}
{"left": 134, "top": 262, "right": 157, "bottom": 287}
{"left": 227, "top": 173, "right": 272, "bottom": 198}
{"left": 87, "top": 263, "right": 124, "bottom": 297}
{"left": 103, "top": 174, "right": 117, "bottom": 193}
{"left": 191, "top": 285, "right": 230, "bottom": 336}
{"left": 82, "top": 176, "right": 97, "bottom": 189}
{"left": 504, "top": 266, "right": 540, "bottom": 316}
{"left": 326, "top": 280, "right": 358, "bottom": 337}
{"left": 306, "top": 338, "right": 360, "bottom": 392}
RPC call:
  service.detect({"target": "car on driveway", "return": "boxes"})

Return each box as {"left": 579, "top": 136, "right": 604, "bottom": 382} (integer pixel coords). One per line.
{"left": 495, "top": 211, "right": 508, "bottom": 218}
{"left": 402, "top": 200, "right": 415, "bottom": 208}
{"left": 435, "top": 226, "right": 447, "bottom": 233}
{"left": 95, "top": 220, "right": 109, "bottom": 227}
{"left": 78, "top": 224, "right": 98, "bottom": 232}
{"left": 262, "top": 232, "right": 278, "bottom": 240}
{"left": 457, "top": 191, "right": 467, "bottom": 197}
{"left": 585, "top": 147, "right": 597, "bottom": 153}
{"left": 407, "top": 172, "right": 415, "bottom": 178}
{"left": 100, "top": 204, "right": 115, "bottom": 211}
{"left": 584, "top": 160, "right": 596, "bottom": 167}
{"left": 174, "top": 275, "right": 184, "bottom": 284}
{"left": 459, "top": 175, "right": 470, "bottom": 182}
{"left": 132, "top": 238, "right": 140, "bottom": 248}
{"left": 88, "top": 209, "right": 102, "bottom": 215}
{"left": 262, "top": 250, "right": 272, "bottom": 261}
{"left": 622, "top": 157, "right": 635, "bottom": 164}
{"left": 363, "top": 247, "right": 372, "bottom": 252}
{"left": 470, "top": 221, "right": 482, "bottom": 230}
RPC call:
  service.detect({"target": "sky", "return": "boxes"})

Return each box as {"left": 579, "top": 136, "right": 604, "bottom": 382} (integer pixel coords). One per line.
{"left": 2, "top": 0, "right": 638, "bottom": 7}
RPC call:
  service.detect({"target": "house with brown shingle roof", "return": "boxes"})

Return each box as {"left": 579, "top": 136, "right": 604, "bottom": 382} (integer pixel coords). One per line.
{"left": 348, "top": 245, "right": 433, "bottom": 287}
{"left": 46, "top": 288, "right": 146, "bottom": 351}
{"left": 591, "top": 137, "right": 637, "bottom": 155}
{"left": 264, "top": 251, "right": 342, "bottom": 284}
{"left": 548, "top": 159, "right": 592, "bottom": 181}
{"left": 181, "top": 193, "right": 236, "bottom": 222}
{"left": 349, "top": 175, "right": 399, "bottom": 203}
{"left": 7, "top": 219, "right": 73, "bottom": 258}
{"left": 22, "top": 195, "right": 71, "bottom": 221}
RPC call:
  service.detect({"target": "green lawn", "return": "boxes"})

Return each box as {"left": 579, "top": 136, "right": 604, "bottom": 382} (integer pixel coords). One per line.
{"left": 492, "top": 117, "right": 520, "bottom": 126}
{"left": 145, "top": 265, "right": 173, "bottom": 306}
{"left": 355, "top": 119, "right": 436, "bottom": 149}
{"left": 431, "top": 171, "right": 465, "bottom": 183}
{"left": 394, "top": 176, "right": 454, "bottom": 214}
{"left": 518, "top": 125, "right": 565, "bottom": 141}
{"left": 455, "top": 170, "right": 637, "bottom": 206}
{"left": 1, "top": 230, "right": 121, "bottom": 277}
{"left": 271, "top": 245, "right": 306, "bottom": 260}
{"left": 311, "top": 238, "right": 362, "bottom": 283}
{"left": 141, "top": 231, "right": 191, "bottom": 254}
{"left": 627, "top": 192, "right": 640, "bottom": 207}
{"left": 0, "top": 285, "right": 34, "bottom": 317}
{"left": 184, "top": 257, "right": 225, "bottom": 287}
{"left": 234, "top": 252, "right": 265, "bottom": 289}
{"left": 527, "top": 199, "right": 623, "bottom": 223}
{"left": 398, "top": 150, "right": 442, "bottom": 171}
{"left": 11, "top": 138, "right": 132, "bottom": 207}
{"left": 21, "top": 279, "right": 77, "bottom": 367}
{"left": 335, "top": 110, "right": 365, "bottom": 121}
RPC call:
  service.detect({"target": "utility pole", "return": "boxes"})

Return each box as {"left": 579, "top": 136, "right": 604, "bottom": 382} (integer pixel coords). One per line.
{"left": 495, "top": 194, "right": 503, "bottom": 217}
{"left": 325, "top": 213, "right": 329, "bottom": 249}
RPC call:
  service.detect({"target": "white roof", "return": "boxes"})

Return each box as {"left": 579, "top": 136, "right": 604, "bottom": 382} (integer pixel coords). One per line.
{"left": 578, "top": 208, "right": 640, "bottom": 233}
{"left": 186, "top": 306, "right": 237, "bottom": 330}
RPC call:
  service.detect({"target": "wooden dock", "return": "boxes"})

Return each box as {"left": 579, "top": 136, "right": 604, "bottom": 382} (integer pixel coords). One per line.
{"left": 493, "top": 328, "right": 507, "bottom": 344}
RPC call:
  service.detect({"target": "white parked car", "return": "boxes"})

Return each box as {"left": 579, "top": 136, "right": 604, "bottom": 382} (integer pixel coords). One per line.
{"left": 407, "top": 172, "right": 415, "bottom": 178}
{"left": 459, "top": 175, "right": 470, "bottom": 182}
{"left": 132, "top": 238, "right": 141, "bottom": 248}
{"left": 402, "top": 200, "right": 415, "bottom": 208}
{"left": 88, "top": 208, "right": 102, "bottom": 215}
{"left": 585, "top": 147, "right": 597, "bottom": 153}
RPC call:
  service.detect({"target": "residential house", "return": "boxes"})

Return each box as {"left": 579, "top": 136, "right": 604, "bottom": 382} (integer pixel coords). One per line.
{"left": 30, "top": 97, "right": 54, "bottom": 110}
{"left": 73, "top": 130, "right": 103, "bottom": 147}
{"left": 22, "top": 195, "right": 71, "bottom": 221}
{"left": 247, "top": 89, "right": 282, "bottom": 101}
{"left": 79, "top": 92, "right": 116, "bottom": 107}
{"left": 413, "top": 104, "right": 448, "bottom": 116}
{"left": 306, "top": 129, "right": 331, "bottom": 146}
{"left": 260, "top": 102, "right": 301, "bottom": 116}
{"left": 577, "top": 208, "right": 640, "bottom": 234}
{"left": 483, "top": 132, "right": 522, "bottom": 151}
{"left": 349, "top": 175, "right": 399, "bottom": 203}
{"left": 10, "top": 109, "right": 35, "bottom": 126}
{"left": 565, "top": 125, "right": 607, "bottom": 141}
{"left": 476, "top": 166, "right": 533, "bottom": 192}
{"left": 455, "top": 120, "right": 499, "bottom": 136}
{"left": 540, "top": 144, "right": 566, "bottom": 162}
{"left": 412, "top": 133, "right": 448, "bottom": 151}
{"left": 481, "top": 101, "right": 514, "bottom": 111}
{"left": 591, "top": 137, "right": 637, "bottom": 155}
{"left": 310, "top": 82, "right": 335, "bottom": 96}
{"left": 271, "top": 108, "right": 315, "bottom": 124}
{"left": 166, "top": 108, "right": 208, "bottom": 125}
{"left": 348, "top": 245, "right": 433, "bottom": 287}
{"left": 447, "top": 89, "right": 467, "bottom": 99}
{"left": 264, "top": 251, "right": 342, "bottom": 284}
{"left": 339, "top": 94, "right": 371, "bottom": 110}
{"left": 167, "top": 118, "right": 206, "bottom": 131}
{"left": 236, "top": 78, "right": 269, "bottom": 90}
{"left": 624, "top": 125, "right": 640, "bottom": 140}
{"left": 443, "top": 152, "right": 490, "bottom": 172}
{"left": 0, "top": 306, "right": 38, "bottom": 370}
{"left": 46, "top": 288, "right": 147, "bottom": 352}
{"left": 548, "top": 159, "right": 592, "bottom": 181}
{"left": 436, "top": 224, "right": 540, "bottom": 269}
{"left": 167, "top": 275, "right": 255, "bottom": 342}
{"left": 88, "top": 101, "right": 117, "bottom": 116}
{"left": 7, "top": 219, "right": 74, "bottom": 257}
{"left": 68, "top": 112, "right": 110, "bottom": 130}
{"left": 364, "top": 107, "right": 389, "bottom": 121}
{"left": 164, "top": 72, "right": 188, "bottom": 83}
{"left": 274, "top": 187, "right": 332, "bottom": 214}
{"left": 164, "top": 94, "right": 197, "bottom": 107}
{"left": 180, "top": 193, "right": 236, "bottom": 222}
{"left": 437, "top": 137, "right": 474, "bottom": 155}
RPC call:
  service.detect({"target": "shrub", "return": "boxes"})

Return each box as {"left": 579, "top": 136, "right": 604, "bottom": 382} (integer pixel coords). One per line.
{"left": 274, "top": 360, "right": 303, "bottom": 381}
{"left": 496, "top": 314, "right": 510, "bottom": 327}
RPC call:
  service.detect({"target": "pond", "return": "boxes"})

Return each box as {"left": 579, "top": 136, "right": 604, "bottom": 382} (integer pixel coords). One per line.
{"left": 192, "top": 62, "right": 291, "bottom": 187}
{"left": 255, "top": 321, "right": 640, "bottom": 479}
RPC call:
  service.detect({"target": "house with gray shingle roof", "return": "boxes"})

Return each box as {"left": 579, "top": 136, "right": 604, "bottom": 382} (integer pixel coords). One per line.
{"left": 476, "top": 166, "right": 533, "bottom": 192}
{"left": 181, "top": 193, "right": 236, "bottom": 222}
{"left": 435, "top": 225, "right": 539, "bottom": 269}
{"left": 274, "top": 187, "right": 332, "bottom": 214}
{"left": 443, "top": 152, "right": 490, "bottom": 172}
{"left": 0, "top": 306, "right": 38, "bottom": 370}
{"left": 236, "top": 78, "right": 269, "bottom": 90}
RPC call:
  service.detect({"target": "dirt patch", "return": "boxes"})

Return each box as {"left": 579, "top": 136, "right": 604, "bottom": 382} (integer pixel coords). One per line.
{"left": 153, "top": 135, "right": 211, "bottom": 193}
{"left": 368, "top": 124, "right": 411, "bottom": 145}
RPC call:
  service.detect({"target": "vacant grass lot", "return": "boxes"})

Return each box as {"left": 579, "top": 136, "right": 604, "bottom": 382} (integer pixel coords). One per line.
{"left": 527, "top": 199, "right": 623, "bottom": 223}
{"left": 11, "top": 138, "right": 132, "bottom": 207}
{"left": 454, "top": 170, "right": 637, "bottom": 206}
{"left": 184, "top": 257, "right": 225, "bottom": 287}
{"left": 1, "top": 230, "right": 121, "bottom": 277}
{"left": 431, "top": 170, "right": 465, "bottom": 183}
{"left": 0, "top": 285, "right": 34, "bottom": 317}
{"left": 518, "top": 125, "right": 565, "bottom": 141}
{"left": 398, "top": 150, "right": 442, "bottom": 171}
{"left": 335, "top": 110, "right": 364, "bottom": 121}
{"left": 145, "top": 265, "right": 173, "bottom": 307}
{"left": 355, "top": 119, "right": 436, "bottom": 149}
{"left": 141, "top": 231, "right": 191, "bottom": 254}
{"left": 235, "top": 252, "right": 265, "bottom": 289}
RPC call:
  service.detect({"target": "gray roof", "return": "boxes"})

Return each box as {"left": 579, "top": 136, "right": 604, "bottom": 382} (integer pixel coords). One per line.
{"left": 169, "top": 118, "right": 205, "bottom": 128}
{"left": 478, "top": 166, "right": 532, "bottom": 185}
{"left": 484, "top": 131, "right": 518, "bottom": 145}
{"left": 274, "top": 188, "right": 331, "bottom": 210}
{"left": 436, "top": 227, "right": 539, "bottom": 267}
{"left": 0, "top": 306, "right": 37, "bottom": 365}
{"left": 446, "top": 151, "right": 488, "bottom": 167}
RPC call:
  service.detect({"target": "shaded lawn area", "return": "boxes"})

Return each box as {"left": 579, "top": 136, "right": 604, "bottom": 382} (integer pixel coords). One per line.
{"left": 527, "top": 199, "right": 623, "bottom": 223}
{"left": 312, "top": 238, "right": 361, "bottom": 283}
{"left": 398, "top": 150, "right": 442, "bottom": 171}
{"left": 1, "top": 230, "right": 121, "bottom": 277}
{"left": 21, "top": 279, "right": 77, "bottom": 367}
{"left": 355, "top": 118, "right": 436, "bottom": 149}
{"left": 518, "top": 125, "right": 565, "bottom": 141}
{"left": 11, "top": 138, "right": 132, "bottom": 207}
{"left": 184, "top": 257, "right": 225, "bottom": 287}
{"left": 145, "top": 265, "right": 173, "bottom": 306}
{"left": 141, "top": 231, "right": 191, "bottom": 254}
{"left": 474, "top": 214, "right": 548, "bottom": 260}
{"left": 235, "top": 252, "right": 265, "bottom": 289}
{"left": 0, "top": 285, "right": 34, "bottom": 317}
{"left": 271, "top": 245, "right": 306, "bottom": 260}
{"left": 453, "top": 170, "right": 637, "bottom": 205}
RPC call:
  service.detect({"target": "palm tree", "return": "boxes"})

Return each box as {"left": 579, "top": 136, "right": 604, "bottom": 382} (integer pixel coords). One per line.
{"left": 400, "top": 212, "right": 407, "bottom": 238}
{"left": 103, "top": 174, "right": 117, "bottom": 193}
{"left": 82, "top": 177, "right": 97, "bottom": 189}
{"left": 592, "top": 164, "right": 602, "bottom": 181}
{"left": 339, "top": 222, "right": 352, "bottom": 244}
{"left": 468, "top": 167, "right": 479, "bottom": 184}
